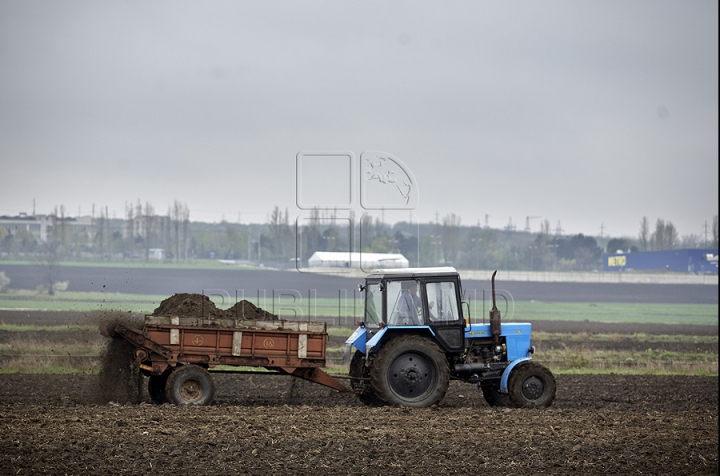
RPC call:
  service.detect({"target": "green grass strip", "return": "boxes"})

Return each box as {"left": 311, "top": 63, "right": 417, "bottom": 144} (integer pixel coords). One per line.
{"left": 1, "top": 290, "right": 717, "bottom": 326}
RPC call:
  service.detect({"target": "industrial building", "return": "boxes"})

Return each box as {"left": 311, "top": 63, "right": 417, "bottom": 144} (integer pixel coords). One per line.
{"left": 603, "top": 249, "right": 718, "bottom": 274}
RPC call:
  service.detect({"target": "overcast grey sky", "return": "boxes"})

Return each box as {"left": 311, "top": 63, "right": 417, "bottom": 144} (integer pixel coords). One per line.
{"left": 1, "top": 0, "right": 717, "bottom": 239}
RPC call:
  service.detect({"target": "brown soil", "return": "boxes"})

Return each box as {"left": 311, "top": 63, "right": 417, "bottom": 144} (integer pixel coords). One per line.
{"left": 0, "top": 310, "right": 718, "bottom": 474}
{"left": 0, "top": 373, "right": 716, "bottom": 474}
{"left": 151, "top": 293, "right": 278, "bottom": 320}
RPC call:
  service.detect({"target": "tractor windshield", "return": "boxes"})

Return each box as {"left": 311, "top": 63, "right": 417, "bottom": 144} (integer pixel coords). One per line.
{"left": 387, "top": 279, "right": 424, "bottom": 325}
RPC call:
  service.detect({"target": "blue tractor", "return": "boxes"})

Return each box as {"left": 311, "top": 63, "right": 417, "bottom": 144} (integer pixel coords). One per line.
{"left": 344, "top": 267, "right": 556, "bottom": 408}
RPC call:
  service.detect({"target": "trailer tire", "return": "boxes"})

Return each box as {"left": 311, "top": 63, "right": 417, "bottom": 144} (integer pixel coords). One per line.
{"left": 165, "top": 365, "right": 215, "bottom": 405}
{"left": 507, "top": 361, "right": 556, "bottom": 408}
{"left": 148, "top": 370, "right": 171, "bottom": 404}
{"left": 481, "top": 382, "right": 511, "bottom": 407}
{"left": 370, "top": 335, "right": 449, "bottom": 408}
{"left": 349, "top": 350, "right": 382, "bottom": 406}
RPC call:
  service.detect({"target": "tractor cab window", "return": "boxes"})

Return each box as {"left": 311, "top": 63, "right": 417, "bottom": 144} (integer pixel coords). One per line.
{"left": 364, "top": 283, "right": 382, "bottom": 326}
{"left": 425, "top": 281, "right": 460, "bottom": 324}
{"left": 387, "top": 280, "right": 424, "bottom": 325}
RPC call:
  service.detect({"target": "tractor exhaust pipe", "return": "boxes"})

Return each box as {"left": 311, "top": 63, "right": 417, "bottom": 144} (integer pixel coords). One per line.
{"left": 490, "top": 270, "right": 501, "bottom": 345}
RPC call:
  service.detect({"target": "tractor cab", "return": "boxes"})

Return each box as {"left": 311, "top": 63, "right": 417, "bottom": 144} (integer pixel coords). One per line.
{"left": 354, "top": 267, "right": 466, "bottom": 353}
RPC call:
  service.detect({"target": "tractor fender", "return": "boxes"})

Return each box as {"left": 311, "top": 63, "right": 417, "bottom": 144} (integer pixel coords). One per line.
{"left": 343, "top": 326, "right": 368, "bottom": 362}
{"left": 365, "top": 326, "right": 436, "bottom": 357}
{"left": 364, "top": 326, "right": 388, "bottom": 357}
{"left": 500, "top": 357, "right": 532, "bottom": 393}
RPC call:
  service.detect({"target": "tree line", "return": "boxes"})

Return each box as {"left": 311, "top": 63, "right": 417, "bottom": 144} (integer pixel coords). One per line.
{"left": 1, "top": 204, "right": 717, "bottom": 272}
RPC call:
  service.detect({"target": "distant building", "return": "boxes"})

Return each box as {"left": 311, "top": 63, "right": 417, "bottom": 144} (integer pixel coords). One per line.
{"left": 0, "top": 213, "right": 93, "bottom": 243}
{"left": 308, "top": 252, "right": 409, "bottom": 269}
{"left": 603, "top": 249, "right": 718, "bottom": 274}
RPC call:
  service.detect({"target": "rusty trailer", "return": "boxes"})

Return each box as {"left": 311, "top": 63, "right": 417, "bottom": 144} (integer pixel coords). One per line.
{"left": 112, "top": 315, "right": 350, "bottom": 405}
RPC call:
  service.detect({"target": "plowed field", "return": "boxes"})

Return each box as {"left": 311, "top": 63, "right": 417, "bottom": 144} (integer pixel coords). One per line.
{"left": 0, "top": 373, "right": 717, "bottom": 475}
{"left": 0, "top": 311, "right": 717, "bottom": 475}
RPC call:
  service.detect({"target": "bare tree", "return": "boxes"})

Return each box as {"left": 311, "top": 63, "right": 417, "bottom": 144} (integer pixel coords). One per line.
{"left": 639, "top": 216, "right": 649, "bottom": 251}
{"left": 651, "top": 218, "right": 678, "bottom": 250}
{"left": 652, "top": 218, "right": 665, "bottom": 250}
{"left": 181, "top": 203, "right": 190, "bottom": 261}
{"left": 665, "top": 222, "right": 678, "bottom": 249}
{"left": 95, "top": 208, "right": 105, "bottom": 258}
{"left": 172, "top": 200, "right": 183, "bottom": 262}
{"left": 39, "top": 240, "right": 61, "bottom": 295}
{"left": 268, "top": 206, "right": 292, "bottom": 258}
{"left": 125, "top": 202, "right": 134, "bottom": 242}
{"left": 540, "top": 219, "right": 551, "bottom": 237}
{"left": 712, "top": 215, "right": 718, "bottom": 248}
{"left": 143, "top": 202, "right": 155, "bottom": 262}
{"left": 442, "top": 213, "right": 461, "bottom": 265}
{"left": 681, "top": 234, "right": 702, "bottom": 248}
{"left": 164, "top": 206, "right": 172, "bottom": 256}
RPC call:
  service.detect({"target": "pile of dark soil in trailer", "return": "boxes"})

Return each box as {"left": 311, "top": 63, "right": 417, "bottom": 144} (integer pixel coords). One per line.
{"left": 151, "top": 294, "right": 277, "bottom": 320}
{"left": 152, "top": 293, "right": 225, "bottom": 318}
{"left": 224, "top": 299, "right": 277, "bottom": 320}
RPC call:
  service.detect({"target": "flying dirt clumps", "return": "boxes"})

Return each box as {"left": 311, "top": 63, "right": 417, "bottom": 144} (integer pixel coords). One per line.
{"left": 152, "top": 293, "right": 277, "bottom": 320}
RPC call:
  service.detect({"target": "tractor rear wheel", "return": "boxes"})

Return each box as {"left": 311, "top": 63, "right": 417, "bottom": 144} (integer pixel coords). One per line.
{"left": 370, "top": 335, "right": 449, "bottom": 408}
{"left": 507, "top": 361, "right": 556, "bottom": 408}
{"left": 349, "top": 350, "right": 382, "bottom": 406}
{"left": 165, "top": 365, "right": 215, "bottom": 405}
{"left": 481, "top": 382, "right": 511, "bottom": 407}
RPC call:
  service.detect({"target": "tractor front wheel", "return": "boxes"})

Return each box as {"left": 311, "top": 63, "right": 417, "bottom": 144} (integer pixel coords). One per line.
{"left": 481, "top": 382, "right": 511, "bottom": 407}
{"left": 370, "top": 335, "right": 449, "bottom": 408}
{"left": 165, "top": 365, "right": 215, "bottom": 405}
{"left": 507, "top": 362, "right": 556, "bottom": 408}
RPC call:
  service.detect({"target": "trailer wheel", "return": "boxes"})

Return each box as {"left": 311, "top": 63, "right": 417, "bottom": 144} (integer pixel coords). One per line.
{"left": 349, "top": 350, "right": 382, "bottom": 406}
{"left": 370, "top": 335, "right": 449, "bottom": 408}
{"left": 148, "top": 370, "right": 171, "bottom": 404}
{"left": 507, "top": 362, "right": 556, "bottom": 408}
{"left": 481, "top": 382, "right": 511, "bottom": 407}
{"left": 165, "top": 365, "right": 215, "bottom": 405}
